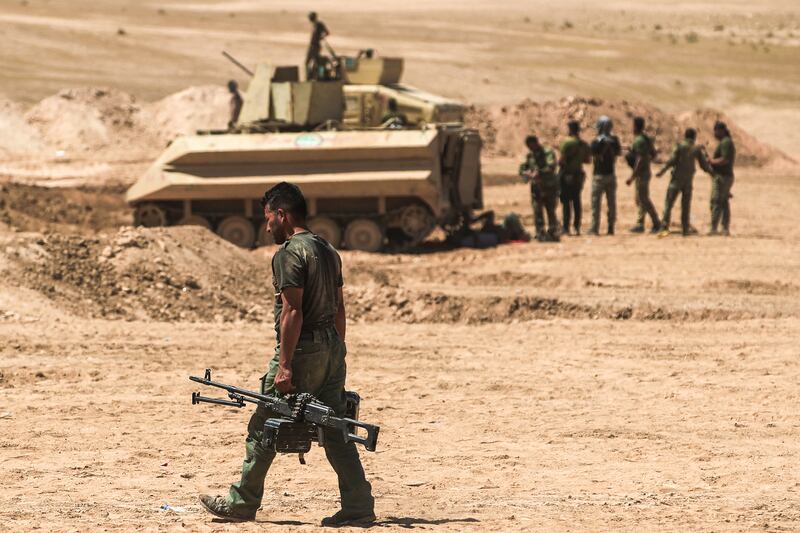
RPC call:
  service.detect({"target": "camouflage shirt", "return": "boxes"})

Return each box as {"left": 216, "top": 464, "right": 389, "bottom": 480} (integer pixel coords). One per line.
{"left": 559, "top": 136, "right": 590, "bottom": 177}
{"left": 712, "top": 136, "right": 736, "bottom": 177}
{"left": 661, "top": 140, "right": 708, "bottom": 182}
{"left": 631, "top": 134, "right": 655, "bottom": 178}
{"left": 272, "top": 231, "right": 343, "bottom": 341}
{"left": 519, "top": 147, "right": 558, "bottom": 188}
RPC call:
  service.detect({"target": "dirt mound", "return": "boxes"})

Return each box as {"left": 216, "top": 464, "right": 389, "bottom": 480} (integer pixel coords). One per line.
{"left": 0, "top": 183, "right": 129, "bottom": 234}
{"left": 465, "top": 96, "right": 794, "bottom": 167}
{"left": 9, "top": 226, "right": 273, "bottom": 322}
{"left": 0, "top": 95, "right": 48, "bottom": 157}
{"left": 144, "top": 85, "right": 229, "bottom": 145}
{"left": 24, "top": 87, "right": 155, "bottom": 159}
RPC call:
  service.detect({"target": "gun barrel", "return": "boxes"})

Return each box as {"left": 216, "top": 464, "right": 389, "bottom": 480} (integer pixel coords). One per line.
{"left": 222, "top": 50, "right": 255, "bottom": 77}
{"left": 190, "top": 375, "right": 273, "bottom": 404}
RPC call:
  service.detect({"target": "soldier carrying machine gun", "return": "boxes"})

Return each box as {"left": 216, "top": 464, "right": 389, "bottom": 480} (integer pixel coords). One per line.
{"left": 190, "top": 368, "right": 380, "bottom": 461}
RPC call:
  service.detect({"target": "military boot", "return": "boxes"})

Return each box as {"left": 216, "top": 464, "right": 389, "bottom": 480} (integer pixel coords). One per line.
{"left": 199, "top": 494, "right": 256, "bottom": 522}
{"left": 587, "top": 227, "right": 599, "bottom": 236}
{"left": 321, "top": 509, "right": 377, "bottom": 528}
{"left": 629, "top": 225, "right": 644, "bottom": 233}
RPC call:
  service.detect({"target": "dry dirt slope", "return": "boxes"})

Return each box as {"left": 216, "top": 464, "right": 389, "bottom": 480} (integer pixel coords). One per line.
{"left": 0, "top": 169, "right": 799, "bottom": 530}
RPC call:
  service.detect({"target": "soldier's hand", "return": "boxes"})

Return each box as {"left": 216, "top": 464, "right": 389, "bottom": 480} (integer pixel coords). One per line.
{"left": 274, "top": 366, "right": 295, "bottom": 394}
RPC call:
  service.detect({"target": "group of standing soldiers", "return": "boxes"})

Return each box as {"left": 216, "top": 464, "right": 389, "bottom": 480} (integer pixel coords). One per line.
{"left": 519, "top": 117, "right": 737, "bottom": 241}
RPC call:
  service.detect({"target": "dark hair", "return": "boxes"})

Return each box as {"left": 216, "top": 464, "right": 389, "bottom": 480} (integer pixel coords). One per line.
{"left": 227, "top": 79, "right": 238, "bottom": 92}
{"left": 567, "top": 120, "right": 580, "bottom": 135}
{"left": 714, "top": 121, "right": 728, "bottom": 134}
{"left": 633, "top": 116, "right": 645, "bottom": 132}
{"left": 684, "top": 128, "right": 697, "bottom": 140}
{"left": 308, "top": 11, "right": 317, "bottom": 21}
{"left": 525, "top": 135, "right": 539, "bottom": 145}
{"left": 261, "top": 182, "right": 307, "bottom": 218}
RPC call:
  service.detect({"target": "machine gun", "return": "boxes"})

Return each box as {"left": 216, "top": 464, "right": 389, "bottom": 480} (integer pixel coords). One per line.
{"left": 190, "top": 369, "right": 379, "bottom": 462}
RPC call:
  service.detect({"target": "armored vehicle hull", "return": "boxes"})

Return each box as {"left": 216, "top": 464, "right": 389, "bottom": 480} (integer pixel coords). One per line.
{"left": 127, "top": 126, "right": 482, "bottom": 251}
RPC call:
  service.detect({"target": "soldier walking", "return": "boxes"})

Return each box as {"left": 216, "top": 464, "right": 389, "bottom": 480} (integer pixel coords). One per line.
{"left": 559, "top": 120, "right": 591, "bottom": 236}
{"left": 306, "top": 12, "right": 330, "bottom": 81}
{"left": 655, "top": 128, "right": 711, "bottom": 236}
{"left": 519, "top": 135, "right": 560, "bottom": 242}
{"left": 707, "top": 121, "right": 736, "bottom": 236}
{"left": 626, "top": 116, "right": 661, "bottom": 233}
{"left": 199, "top": 182, "right": 375, "bottom": 526}
{"left": 588, "top": 116, "right": 621, "bottom": 235}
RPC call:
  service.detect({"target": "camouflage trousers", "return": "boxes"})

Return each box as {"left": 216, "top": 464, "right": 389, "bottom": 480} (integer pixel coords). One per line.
{"left": 634, "top": 175, "right": 660, "bottom": 229}
{"left": 662, "top": 177, "right": 693, "bottom": 232}
{"left": 226, "top": 328, "right": 374, "bottom": 516}
{"left": 710, "top": 174, "right": 734, "bottom": 231}
{"left": 590, "top": 174, "right": 617, "bottom": 233}
{"left": 531, "top": 183, "right": 560, "bottom": 238}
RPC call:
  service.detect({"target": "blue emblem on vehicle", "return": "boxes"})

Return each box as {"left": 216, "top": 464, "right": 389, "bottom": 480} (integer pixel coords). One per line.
{"left": 294, "top": 133, "right": 324, "bottom": 147}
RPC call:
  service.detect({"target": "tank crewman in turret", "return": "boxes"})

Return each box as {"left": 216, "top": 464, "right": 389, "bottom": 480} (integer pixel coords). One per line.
{"left": 380, "top": 98, "right": 408, "bottom": 128}
{"left": 558, "top": 120, "right": 591, "bottom": 236}
{"left": 588, "top": 116, "right": 621, "bottom": 236}
{"left": 519, "top": 135, "right": 560, "bottom": 242}
{"left": 655, "top": 128, "right": 711, "bottom": 236}
{"left": 227, "top": 80, "right": 243, "bottom": 130}
{"left": 707, "top": 121, "right": 736, "bottom": 236}
{"left": 626, "top": 116, "right": 661, "bottom": 233}
{"left": 306, "top": 12, "right": 330, "bottom": 81}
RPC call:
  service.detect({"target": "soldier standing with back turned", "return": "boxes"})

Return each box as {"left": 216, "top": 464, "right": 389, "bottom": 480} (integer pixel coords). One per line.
{"left": 559, "top": 120, "right": 591, "bottom": 236}
{"left": 626, "top": 116, "right": 661, "bottom": 233}
{"left": 588, "top": 116, "right": 621, "bottom": 235}
{"left": 519, "top": 135, "right": 560, "bottom": 242}
{"left": 199, "top": 182, "right": 375, "bottom": 527}
{"left": 655, "top": 128, "right": 711, "bottom": 236}
{"left": 707, "top": 121, "right": 736, "bottom": 236}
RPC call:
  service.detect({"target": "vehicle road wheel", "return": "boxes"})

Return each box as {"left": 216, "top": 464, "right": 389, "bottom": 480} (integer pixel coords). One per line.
{"left": 217, "top": 216, "right": 256, "bottom": 248}
{"left": 257, "top": 221, "right": 275, "bottom": 247}
{"left": 399, "top": 203, "right": 435, "bottom": 243}
{"left": 134, "top": 203, "right": 167, "bottom": 228}
{"left": 177, "top": 215, "right": 211, "bottom": 229}
{"left": 344, "top": 218, "right": 384, "bottom": 252}
{"left": 308, "top": 216, "right": 342, "bottom": 248}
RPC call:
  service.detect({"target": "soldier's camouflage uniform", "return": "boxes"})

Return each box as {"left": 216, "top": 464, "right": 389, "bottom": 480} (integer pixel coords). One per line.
{"left": 589, "top": 133, "right": 621, "bottom": 234}
{"left": 658, "top": 139, "right": 710, "bottom": 234}
{"left": 519, "top": 147, "right": 560, "bottom": 240}
{"left": 226, "top": 231, "right": 374, "bottom": 518}
{"left": 630, "top": 134, "right": 661, "bottom": 231}
{"left": 710, "top": 135, "right": 736, "bottom": 233}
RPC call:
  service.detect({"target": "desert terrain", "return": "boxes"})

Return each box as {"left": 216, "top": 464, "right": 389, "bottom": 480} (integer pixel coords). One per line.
{"left": 1, "top": 0, "right": 800, "bottom": 531}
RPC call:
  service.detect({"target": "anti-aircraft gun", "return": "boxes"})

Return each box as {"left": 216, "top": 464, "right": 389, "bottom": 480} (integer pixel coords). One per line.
{"left": 126, "top": 48, "right": 482, "bottom": 251}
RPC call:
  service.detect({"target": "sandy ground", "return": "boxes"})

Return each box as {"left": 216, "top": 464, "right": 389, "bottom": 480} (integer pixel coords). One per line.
{"left": 2, "top": 0, "right": 800, "bottom": 530}
{"left": 2, "top": 169, "right": 800, "bottom": 531}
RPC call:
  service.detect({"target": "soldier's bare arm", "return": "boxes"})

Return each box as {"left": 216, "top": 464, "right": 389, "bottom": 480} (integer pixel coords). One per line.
{"left": 335, "top": 287, "right": 346, "bottom": 342}
{"left": 275, "top": 287, "right": 304, "bottom": 393}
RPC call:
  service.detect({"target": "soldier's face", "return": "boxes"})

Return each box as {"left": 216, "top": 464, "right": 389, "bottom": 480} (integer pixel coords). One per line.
{"left": 264, "top": 206, "right": 288, "bottom": 244}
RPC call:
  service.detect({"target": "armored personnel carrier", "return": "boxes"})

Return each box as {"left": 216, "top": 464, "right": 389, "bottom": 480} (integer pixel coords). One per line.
{"left": 126, "top": 52, "right": 482, "bottom": 251}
